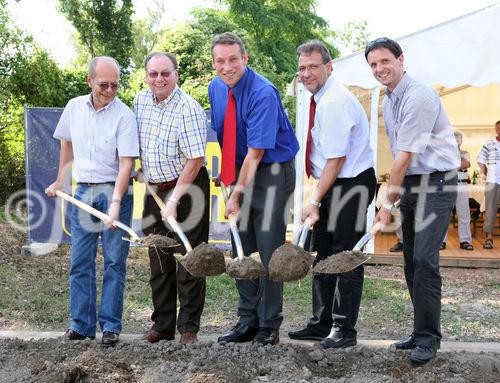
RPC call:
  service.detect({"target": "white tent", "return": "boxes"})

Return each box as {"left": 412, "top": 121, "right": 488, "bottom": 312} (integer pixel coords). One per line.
{"left": 293, "top": 3, "right": 500, "bottom": 251}
{"left": 332, "top": 3, "right": 500, "bottom": 89}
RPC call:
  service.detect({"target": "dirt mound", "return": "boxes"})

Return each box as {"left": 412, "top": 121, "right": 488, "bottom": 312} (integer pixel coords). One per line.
{"left": 313, "top": 250, "right": 369, "bottom": 274}
{"left": 226, "top": 256, "right": 266, "bottom": 279}
{"left": 180, "top": 243, "right": 226, "bottom": 277}
{"left": 0, "top": 338, "right": 498, "bottom": 382}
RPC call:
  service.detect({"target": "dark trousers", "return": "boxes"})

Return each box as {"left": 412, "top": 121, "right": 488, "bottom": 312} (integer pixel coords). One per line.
{"left": 401, "top": 171, "right": 457, "bottom": 349}
{"left": 142, "top": 166, "right": 209, "bottom": 334}
{"left": 307, "top": 167, "right": 376, "bottom": 338}
{"left": 235, "top": 160, "right": 295, "bottom": 329}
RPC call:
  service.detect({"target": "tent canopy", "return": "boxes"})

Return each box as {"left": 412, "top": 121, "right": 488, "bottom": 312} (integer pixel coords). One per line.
{"left": 332, "top": 3, "right": 500, "bottom": 89}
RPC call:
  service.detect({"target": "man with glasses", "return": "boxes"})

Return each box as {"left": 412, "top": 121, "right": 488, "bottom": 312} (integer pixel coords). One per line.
{"left": 209, "top": 32, "right": 299, "bottom": 346}
{"left": 288, "top": 40, "right": 376, "bottom": 349}
{"left": 365, "top": 38, "right": 459, "bottom": 363}
{"left": 134, "top": 52, "right": 209, "bottom": 345}
{"left": 45, "top": 56, "right": 139, "bottom": 347}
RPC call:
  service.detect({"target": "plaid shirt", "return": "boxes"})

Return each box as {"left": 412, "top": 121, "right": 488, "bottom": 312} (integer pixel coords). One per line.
{"left": 477, "top": 139, "right": 500, "bottom": 184}
{"left": 134, "top": 87, "right": 207, "bottom": 182}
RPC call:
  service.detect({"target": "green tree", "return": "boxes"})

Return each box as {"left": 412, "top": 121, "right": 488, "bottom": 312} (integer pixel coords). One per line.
{"left": 222, "top": 0, "right": 338, "bottom": 75}
{"left": 58, "top": 0, "right": 134, "bottom": 74}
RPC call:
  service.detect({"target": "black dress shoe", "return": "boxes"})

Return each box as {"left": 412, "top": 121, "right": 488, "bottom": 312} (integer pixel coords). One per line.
{"left": 101, "top": 331, "right": 120, "bottom": 347}
{"left": 392, "top": 334, "right": 416, "bottom": 350}
{"left": 288, "top": 327, "right": 326, "bottom": 341}
{"left": 320, "top": 331, "right": 356, "bottom": 349}
{"left": 410, "top": 345, "right": 437, "bottom": 363}
{"left": 390, "top": 241, "right": 404, "bottom": 253}
{"left": 218, "top": 323, "right": 258, "bottom": 343}
{"left": 253, "top": 328, "right": 279, "bottom": 346}
{"left": 64, "top": 329, "right": 95, "bottom": 341}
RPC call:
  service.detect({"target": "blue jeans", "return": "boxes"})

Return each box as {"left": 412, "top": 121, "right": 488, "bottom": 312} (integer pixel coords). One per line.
{"left": 69, "top": 183, "right": 132, "bottom": 336}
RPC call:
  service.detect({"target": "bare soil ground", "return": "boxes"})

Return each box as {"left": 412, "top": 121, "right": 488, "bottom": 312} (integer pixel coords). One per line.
{"left": 1, "top": 220, "right": 499, "bottom": 382}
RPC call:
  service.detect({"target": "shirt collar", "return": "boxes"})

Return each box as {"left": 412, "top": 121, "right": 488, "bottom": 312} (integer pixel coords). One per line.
{"left": 229, "top": 67, "right": 250, "bottom": 98}
{"left": 386, "top": 72, "right": 410, "bottom": 101}
{"left": 313, "top": 74, "right": 334, "bottom": 104}
{"left": 86, "top": 93, "right": 116, "bottom": 112}
{"left": 150, "top": 85, "right": 180, "bottom": 107}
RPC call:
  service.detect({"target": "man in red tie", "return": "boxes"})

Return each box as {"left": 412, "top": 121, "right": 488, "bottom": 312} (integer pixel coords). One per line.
{"left": 288, "top": 40, "right": 376, "bottom": 349}
{"left": 208, "top": 32, "right": 299, "bottom": 346}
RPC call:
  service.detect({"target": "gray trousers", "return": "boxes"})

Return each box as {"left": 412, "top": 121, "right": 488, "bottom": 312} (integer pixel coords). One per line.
{"left": 455, "top": 182, "right": 472, "bottom": 242}
{"left": 401, "top": 171, "right": 457, "bottom": 349}
{"left": 233, "top": 160, "right": 295, "bottom": 329}
{"left": 484, "top": 182, "right": 500, "bottom": 234}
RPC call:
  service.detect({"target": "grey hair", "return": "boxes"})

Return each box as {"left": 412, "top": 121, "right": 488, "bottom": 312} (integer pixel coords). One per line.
{"left": 88, "top": 56, "right": 120, "bottom": 78}
{"left": 211, "top": 32, "right": 246, "bottom": 57}
{"left": 144, "top": 52, "right": 178, "bottom": 71}
{"left": 296, "top": 40, "right": 332, "bottom": 64}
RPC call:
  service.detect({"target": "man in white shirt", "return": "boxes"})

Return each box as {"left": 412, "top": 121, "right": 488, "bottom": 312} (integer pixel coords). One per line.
{"left": 46, "top": 56, "right": 139, "bottom": 347}
{"left": 477, "top": 120, "right": 500, "bottom": 249}
{"left": 288, "top": 40, "right": 376, "bottom": 349}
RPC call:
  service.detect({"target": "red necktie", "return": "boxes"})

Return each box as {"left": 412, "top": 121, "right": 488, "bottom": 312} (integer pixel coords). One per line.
{"left": 221, "top": 88, "right": 236, "bottom": 186}
{"left": 305, "top": 95, "right": 316, "bottom": 178}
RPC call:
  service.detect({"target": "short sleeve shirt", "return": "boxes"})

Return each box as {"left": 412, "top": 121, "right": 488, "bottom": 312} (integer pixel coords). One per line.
{"left": 134, "top": 87, "right": 208, "bottom": 183}
{"left": 208, "top": 67, "right": 299, "bottom": 165}
{"left": 309, "top": 75, "right": 374, "bottom": 179}
{"left": 382, "top": 74, "right": 460, "bottom": 175}
{"left": 53, "top": 94, "right": 139, "bottom": 183}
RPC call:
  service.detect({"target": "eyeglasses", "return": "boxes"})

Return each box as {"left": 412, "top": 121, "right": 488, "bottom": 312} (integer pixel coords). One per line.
{"left": 147, "top": 70, "right": 176, "bottom": 79}
{"left": 95, "top": 82, "right": 119, "bottom": 91}
{"left": 297, "top": 63, "right": 323, "bottom": 75}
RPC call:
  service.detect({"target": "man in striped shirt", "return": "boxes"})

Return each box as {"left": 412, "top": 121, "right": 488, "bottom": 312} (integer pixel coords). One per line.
{"left": 134, "top": 52, "right": 210, "bottom": 345}
{"left": 477, "top": 120, "right": 500, "bottom": 249}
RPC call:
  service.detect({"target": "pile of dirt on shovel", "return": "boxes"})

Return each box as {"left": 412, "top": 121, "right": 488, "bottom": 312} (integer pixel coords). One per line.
{"left": 180, "top": 242, "right": 226, "bottom": 277}
{"left": 138, "top": 234, "right": 178, "bottom": 248}
{"left": 0, "top": 337, "right": 498, "bottom": 383}
{"left": 313, "top": 250, "right": 369, "bottom": 274}
{"left": 226, "top": 256, "right": 266, "bottom": 279}
{"left": 269, "top": 244, "right": 314, "bottom": 282}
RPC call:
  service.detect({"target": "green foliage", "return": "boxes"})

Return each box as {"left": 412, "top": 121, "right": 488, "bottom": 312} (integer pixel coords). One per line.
{"left": 0, "top": 0, "right": 88, "bottom": 201}
{"left": 222, "top": 0, "right": 339, "bottom": 74}
{"left": 58, "top": 0, "right": 134, "bottom": 75}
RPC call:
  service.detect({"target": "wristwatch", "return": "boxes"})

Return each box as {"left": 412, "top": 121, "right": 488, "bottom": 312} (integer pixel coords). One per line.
{"left": 382, "top": 202, "right": 394, "bottom": 211}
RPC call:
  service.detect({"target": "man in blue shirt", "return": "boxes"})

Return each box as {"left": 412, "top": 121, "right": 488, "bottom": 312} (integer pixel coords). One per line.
{"left": 209, "top": 32, "right": 299, "bottom": 346}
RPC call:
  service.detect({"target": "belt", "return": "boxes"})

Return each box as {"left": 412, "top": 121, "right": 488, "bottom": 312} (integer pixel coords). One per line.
{"left": 77, "top": 181, "right": 115, "bottom": 187}
{"left": 150, "top": 178, "right": 178, "bottom": 191}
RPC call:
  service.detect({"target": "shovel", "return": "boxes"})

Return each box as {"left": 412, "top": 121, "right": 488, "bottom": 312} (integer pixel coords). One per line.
{"left": 144, "top": 182, "right": 226, "bottom": 277}
{"left": 55, "top": 190, "right": 139, "bottom": 243}
{"left": 220, "top": 183, "right": 266, "bottom": 280}
{"left": 313, "top": 200, "right": 400, "bottom": 274}
{"left": 268, "top": 218, "right": 316, "bottom": 282}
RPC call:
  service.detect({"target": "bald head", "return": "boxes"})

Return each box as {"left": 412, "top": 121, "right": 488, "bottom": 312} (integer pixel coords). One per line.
{"left": 88, "top": 56, "right": 120, "bottom": 79}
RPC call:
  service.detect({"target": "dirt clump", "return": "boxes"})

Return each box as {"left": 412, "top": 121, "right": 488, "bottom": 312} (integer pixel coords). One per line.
{"left": 226, "top": 256, "right": 266, "bottom": 279}
{"left": 313, "top": 250, "right": 369, "bottom": 274}
{"left": 138, "top": 234, "right": 178, "bottom": 248}
{"left": 180, "top": 242, "right": 226, "bottom": 277}
{"left": 269, "top": 243, "right": 314, "bottom": 282}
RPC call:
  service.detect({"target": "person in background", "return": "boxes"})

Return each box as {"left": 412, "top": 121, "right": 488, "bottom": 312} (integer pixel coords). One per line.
{"left": 288, "top": 40, "right": 376, "bottom": 349}
{"left": 134, "top": 52, "right": 210, "bottom": 344}
{"left": 46, "top": 56, "right": 139, "bottom": 347}
{"left": 477, "top": 120, "right": 500, "bottom": 249}
{"left": 365, "top": 37, "right": 459, "bottom": 363}
{"left": 451, "top": 130, "right": 474, "bottom": 250}
{"left": 209, "top": 32, "right": 298, "bottom": 346}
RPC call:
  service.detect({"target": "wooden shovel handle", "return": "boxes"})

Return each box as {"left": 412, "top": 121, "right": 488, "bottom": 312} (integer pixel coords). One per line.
{"left": 55, "top": 190, "right": 140, "bottom": 241}
{"left": 144, "top": 183, "right": 193, "bottom": 253}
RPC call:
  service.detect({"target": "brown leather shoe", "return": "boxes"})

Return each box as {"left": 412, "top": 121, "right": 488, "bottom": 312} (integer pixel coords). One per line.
{"left": 144, "top": 329, "right": 175, "bottom": 343}
{"left": 179, "top": 332, "right": 198, "bottom": 344}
